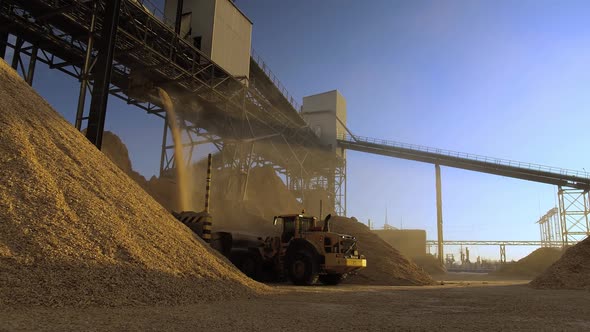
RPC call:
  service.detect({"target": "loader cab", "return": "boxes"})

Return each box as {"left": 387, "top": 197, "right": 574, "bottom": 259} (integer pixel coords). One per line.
{"left": 273, "top": 214, "right": 318, "bottom": 243}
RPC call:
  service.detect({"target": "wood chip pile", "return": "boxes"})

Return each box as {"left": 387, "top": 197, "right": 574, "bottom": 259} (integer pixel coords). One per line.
{"left": 331, "top": 217, "right": 434, "bottom": 285}
{"left": 491, "top": 247, "right": 563, "bottom": 278}
{"left": 0, "top": 60, "right": 268, "bottom": 307}
{"left": 531, "top": 238, "right": 590, "bottom": 290}
{"left": 412, "top": 254, "right": 446, "bottom": 275}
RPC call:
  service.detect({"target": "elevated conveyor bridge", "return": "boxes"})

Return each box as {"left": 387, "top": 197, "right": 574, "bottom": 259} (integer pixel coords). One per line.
{"left": 337, "top": 134, "right": 590, "bottom": 190}
{"left": 338, "top": 133, "right": 590, "bottom": 259}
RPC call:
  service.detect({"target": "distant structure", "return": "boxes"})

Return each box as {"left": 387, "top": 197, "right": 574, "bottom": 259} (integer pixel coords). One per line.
{"left": 382, "top": 207, "right": 397, "bottom": 230}
{"left": 373, "top": 229, "right": 427, "bottom": 258}
{"left": 537, "top": 207, "right": 561, "bottom": 248}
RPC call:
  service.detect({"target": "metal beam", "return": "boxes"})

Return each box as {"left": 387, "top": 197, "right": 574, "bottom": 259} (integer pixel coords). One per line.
{"left": 174, "top": 0, "right": 184, "bottom": 35}
{"left": 74, "top": 1, "right": 96, "bottom": 130}
{"left": 426, "top": 240, "right": 566, "bottom": 246}
{"left": 35, "top": 4, "right": 76, "bottom": 20}
{"left": 86, "top": 0, "right": 121, "bottom": 149}
{"left": 25, "top": 44, "right": 37, "bottom": 85}
{"left": 338, "top": 136, "right": 590, "bottom": 190}
{"left": 0, "top": 31, "right": 7, "bottom": 59}
{"left": 11, "top": 37, "right": 23, "bottom": 70}
{"left": 435, "top": 164, "right": 444, "bottom": 265}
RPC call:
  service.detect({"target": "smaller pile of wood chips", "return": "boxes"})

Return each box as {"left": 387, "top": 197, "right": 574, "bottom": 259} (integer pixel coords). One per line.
{"left": 492, "top": 247, "right": 563, "bottom": 278}
{"left": 331, "top": 217, "right": 434, "bottom": 285}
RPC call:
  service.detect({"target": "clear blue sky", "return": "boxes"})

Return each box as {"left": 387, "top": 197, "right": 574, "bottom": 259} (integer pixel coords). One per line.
{"left": 10, "top": 0, "right": 590, "bottom": 260}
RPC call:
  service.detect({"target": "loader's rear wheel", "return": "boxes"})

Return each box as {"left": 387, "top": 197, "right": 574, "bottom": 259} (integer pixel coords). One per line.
{"left": 319, "top": 273, "right": 344, "bottom": 285}
{"left": 286, "top": 250, "right": 319, "bottom": 286}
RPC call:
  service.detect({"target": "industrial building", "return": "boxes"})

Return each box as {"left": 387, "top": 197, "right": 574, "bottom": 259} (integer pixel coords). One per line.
{"left": 1, "top": 0, "right": 589, "bottom": 265}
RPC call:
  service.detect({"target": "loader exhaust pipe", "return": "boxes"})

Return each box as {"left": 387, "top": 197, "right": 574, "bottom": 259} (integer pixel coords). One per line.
{"left": 323, "top": 214, "right": 332, "bottom": 232}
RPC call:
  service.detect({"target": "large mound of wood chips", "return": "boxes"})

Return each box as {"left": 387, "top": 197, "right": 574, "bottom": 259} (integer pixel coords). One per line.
{"left": 531, "top": 237, "right": 590, "bottom": 290}
{"left": 0, "top": 60, "right": 268, "bottom": 307}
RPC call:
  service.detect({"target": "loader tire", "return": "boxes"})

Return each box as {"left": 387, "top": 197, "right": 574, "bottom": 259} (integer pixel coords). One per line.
{"left": 231, "top": 251, "right": 261, "bottom": 280}
{"left": 286, "top": 250, "right": 319, "bottom": 286}
{"left": 319, "top": 273, "right": 344, "bottom": 285}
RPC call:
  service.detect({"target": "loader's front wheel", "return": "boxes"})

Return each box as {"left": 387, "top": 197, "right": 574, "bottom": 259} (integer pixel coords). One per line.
{"left": 286, "top": 250, "right": 319, "bottom": 286}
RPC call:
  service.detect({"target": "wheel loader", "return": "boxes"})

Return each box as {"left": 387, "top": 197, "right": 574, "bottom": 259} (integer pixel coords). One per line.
{"left": 174, "top": 211, "right": 367, "bottom": 285}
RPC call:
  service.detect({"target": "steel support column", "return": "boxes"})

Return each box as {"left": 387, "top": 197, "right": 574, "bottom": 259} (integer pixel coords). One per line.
{"left": 11, "top": 37, "right": 22, "bottom": 70}
{"left": 537, "top": 207, "right": 560, "bottom": 248}
{"left": 86, "top": 0, "right": 121, "bottom": 149}
{"left": 435, "top": 164, "right": 444, "bottom": 265}
{"left": 500, "top": 244, "right": 506, "bottom": 264}
{"left": 174, "top": 0, "right": 184, "bottom": 34}
{"left": 25, "top": 44, "right": 37, "bottom": 85}
{"left": 0, "top": 31, "right": 7, "bottom": 59}
{"left": 334, "top": 152, "right": 347, "bottom": 216}
{"left": 75, "top": 1, "right": 97, "bottom": 130}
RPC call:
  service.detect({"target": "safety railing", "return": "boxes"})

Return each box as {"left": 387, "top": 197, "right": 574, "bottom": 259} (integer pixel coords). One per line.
{"left": 338, "top": 133, "right": 590, "bottom": 179}
{"left": 133, "top": 0, "right": 174, "bottom": 26}
{"left": 251, "top": 49, "right": 301, "bottom": 112}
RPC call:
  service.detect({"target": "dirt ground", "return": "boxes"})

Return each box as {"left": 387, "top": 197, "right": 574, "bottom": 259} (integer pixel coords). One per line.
{"left": 2, "top": 274, "right": 590, "bottom": 331}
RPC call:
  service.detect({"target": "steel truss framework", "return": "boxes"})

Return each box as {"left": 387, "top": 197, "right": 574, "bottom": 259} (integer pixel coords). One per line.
{"left": 0, "top": 0, "right": 347, "bottom": 216}
{"left": 159, "top": 122, "right": 347, "bottom": 215}
{"left": 536, "top": 207, "right": 561, "bottom": 248}
{"left": 558, "top": 187, "right": 590, "bottom": 246}
{"left": 426, "top": 240, "right": 565, "bottom": 263}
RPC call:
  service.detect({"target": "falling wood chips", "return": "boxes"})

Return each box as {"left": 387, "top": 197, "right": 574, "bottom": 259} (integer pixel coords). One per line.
{"left": 0, "top": 60, "right": 270, "bottom": 307}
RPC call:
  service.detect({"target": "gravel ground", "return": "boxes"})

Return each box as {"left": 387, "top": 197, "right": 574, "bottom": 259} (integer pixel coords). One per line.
{"left": 2, "top": 278, "right": 589, "bottom": 331}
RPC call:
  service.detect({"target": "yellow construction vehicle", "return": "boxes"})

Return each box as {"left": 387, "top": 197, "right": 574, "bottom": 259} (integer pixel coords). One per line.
{"left": 175, "top": 212, "right": 367, "bottom": 285}
{"left": 270, "top": 213, "right": 366, "bottom": 285}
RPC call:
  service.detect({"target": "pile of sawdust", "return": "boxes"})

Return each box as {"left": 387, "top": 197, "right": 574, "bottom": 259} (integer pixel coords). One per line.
{"left": 531, "top": 238, "right": 590, "bottom": 289}
{"left": 412, "top": 254, "right": 447, "bottom": 275}
{"left": 492, "top": 247, "right": 563, "bottom": 278}
{"left": 331, "top": 217, "right": 434, "bottom": 286}
{"left": 0, "top": 60, "right": 268, "bottom": 307}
